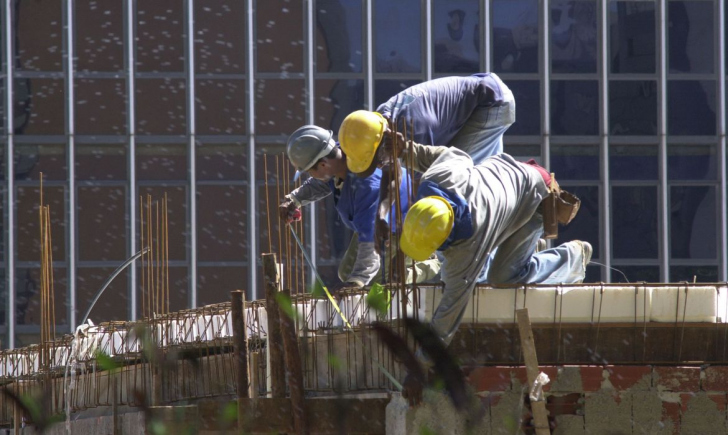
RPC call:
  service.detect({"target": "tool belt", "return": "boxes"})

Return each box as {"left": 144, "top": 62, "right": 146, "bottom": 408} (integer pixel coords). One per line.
{"left": 542, "top": 173, "right": 581, "bottom": 239}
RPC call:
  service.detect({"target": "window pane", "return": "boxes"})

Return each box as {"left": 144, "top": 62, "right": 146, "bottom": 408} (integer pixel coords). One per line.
{"left": 138, "top": 186, "right": 187, "bottom": 262}
{"left": 316, "top": 0, "right": 363, "bottom": 73}
{"left": 75, "top": 79, "right": 127, "bottom": 135}
{"left": 551, "top": 80, "right": 599, "bottom": 135}
{"left": 668, "top": 1, "right": 713, "bottom": 74}
{"left": 0, "top": 79, "right": 4, "bottom": 135}
{"left": 14, "top": 144, "right": 67, "bottom": 181}
{"left": 315, "top": 80, "right": 365, "bottom": 134}
{"left": 668, "top": 145, "right": 717, "bottom": 181}
{"left": 197, "top": 185, "right": 247, "bottom": 262}
{"left": 374, "top": 0, "right": 421, "bottom": 73}
{"left": 77, "top": 268, "right": 129, "bottom": 323}
{"left": 16, "top": 268, "right": 67, "bottom": 326}
{"left": 555, "top": 185, "right": 600, "bottom": 256}
{"left": 506, "top": 80, "right": 540, "bottom": 135}
{"left": 254, "top": 79, "right": 306, "bottom": 136}
{"left": 433, "top": 0, "right": 480, "bottom": 74}
{"left": 552, "top": 145, "right": 599, "bottom": 181}
{"left": 194, "top": 1, "right": 246, "bottom": 74}
{"left": 135, "top": 79, "right": 187, "bottom": 135}
{"left": 136, "top": 0, "right": 185, "bottom": 72}
{"left": 198, "top": 267, "right": 246, "bottom": 306}
{"left": 195, "top": 79, "right": 246, "bottom": 135}
{"left": 612, "top": 186, "right": 658, "bottom": 259}
{"left": 75, "top": 0, "right": 124, "bottom": 72}
{"left": 16, "top": 186, "right": 66, "bottom": 262}
{"left": 493, "top": 0, "right": 539, "bottom": 73}
{"left": 76, "top": 145, "right": 127, "bottom": 182}
{"left": 0, "top": 270, "right": 4, "bottom": 325}
{"left": 609, "top": 145, "right": 658, "bottom": 181}
{"left": 197, "top": 143, "right": 248, "bottom": 182}
{"left": 137, "top": 266, "right": 188, "bottom": 316}
{"left": 374, "top": 80, "right": 420, "bottom": 111}
{"left": 611, "top": 265, "right": 660, "bottom": 283}
{"left": 14, "top": 79, "right": 66, "bottom": 135}
{"left": 609, "top": 80, "right": 657, "bottom": 135}
{"left": 667, "top": 80, "right": 716, "bottom": 136}
{"left": 551, "top": 0, "right": 597, "bottom": 73}
{"left": 257, "top": 0, "right": 303, "bottom": 73}
{"left": 609, "top": 1, "right": 656, "bottom": 74}
{"left": 137, "top": 144, "right": 187, "bottom": 181}
{"left": 78, "top": 186, "right": 126, "bottom": 262}
{"left": 14, "top": 0, "right": 63, "bottom": 71}
{"left": 670, "top": 266, "right": 718, "bottom": 283}
{"left": 670, "top": 186, "right": 716, "bottom": 260}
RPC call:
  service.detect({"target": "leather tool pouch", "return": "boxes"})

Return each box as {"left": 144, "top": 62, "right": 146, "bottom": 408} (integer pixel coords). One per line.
{"left": 542, "top": 173, "right": 581, "bottom": 239}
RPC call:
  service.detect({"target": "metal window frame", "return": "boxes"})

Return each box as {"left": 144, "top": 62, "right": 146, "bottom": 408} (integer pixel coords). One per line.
{"left": 658, "top": 0, "right": 669, "bottom": 282}
{"left": 64, "top": 0, "right": 77, "bottom": 330}
{"left": 125, "top": 0, "right": 137, "bottom": 321}
{"left": 718, "top": 0, "right": 727, "bottom": 281}
{"left": 185, "top": 0, "right": 197, "bottom": 308}
{"left": 246, "top": 0, "right": 257, "bottom": 300}
{"left": 4, "top": 0, "right": 15, "bottom": 348}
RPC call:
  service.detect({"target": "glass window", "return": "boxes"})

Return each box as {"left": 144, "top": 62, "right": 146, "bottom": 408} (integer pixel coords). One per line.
{"left": 138, "top": 186, "right": 187, "bottom": 262}
{"left": 256, "top": 0, "right": 303, "bottom": 73}
{"left": 14, "top": 144, "right": 66, "bottom": 181}
{"left": 135, "top": 79, "right": 187, "bottom": 135}
{"left": 76, "top": 145, "right": 127, "bottom": 182}
{"left": 197, "top": 143, "right": 248, "bottom": 182}
{"left": 492, "top": 0, "right": 539, "bottom": 74}
{"left": 194, "top": 1, "right": 246, "bottom": 74}
{"left": 14, "top": 0, "right": 63, "bottom": 71}
{"left": 254, "top": 79, "right": 306, "bottom": 136}
{"left": 551, "top": 145, "right": 599, "bottom": 181}
{"left": 670, "top": 186, "right": 716, "bottom": 260}
{"left": 198, "top": 266, "right": 246, "bottom": 306}
{"left": 609, "top": 145, "right": 658, "bottom": 181}
{"left": 136, "top": 0, "right": 185, "bottom": 72}
{"left": 16, "top": 186, "right": 66, "bottom": 262}
{"left": 551, "top": 80, "right": 599, "bottom": 135}
{"left": 556, "top": 185, "right": 600, "bottom": 255}
{"left": 195, "top": 79, "right": 246, "bottom": 135}
{"left": 0, "top": 270, "right": 5, "bottom": 325}
{"left": 137, "top": 266, "right": 188, "bottom": 316}
{"left": 668, "top": 145, "right": 717, "bottom": 181}
{"left": 433, "top": 0, "right": 480, "bottom": 73}
{"left": 667, "top": 80, "right": 716, "bottom": 136}
{"left": 77, "top": 186, "right": 126, "bottom": 262}
{"left": 136, "top": 144, "right": 187, "bottom": 181}
{"left": 612, "top": 186, "right": 658, "bottom": 259}
{"left": 670, "top": 266, "right": 718, "bottom": 283}
{"left": 75, "top": 0, "right": 124, "bottom": 72}
{"left": 316, "top": 0, "right": 363, "bottom": 73}
{"left": 505, "top": 80, "right": 540, "bottom": 135}
{"left": 374, "top": 80, "right": 420, "bottom": 110}
{"left": 77, "top": 268, "right": 128, "bottom": 323}
{"left": 551, "top": 0, "right": 597, "bottom": 74}
{"left": 611, "top": 265, "right": 660, "bottom": 283}
{"left": 315, "top": 80, "right": 365, "bottom": 133}
{"left": 609, "top": 80, "right": 657, "bottom": 135}
{"left": 374, "top": 0, "right": 421, "bottom": 73}
{"left": 668, "top": 1, "right": 713, "bottom": 74}
{"left": 14, "top": 79, "right": 66, "bottom": 135}
{"left": 15, "top": 267, "right": 67, "bottom": 326}
{"left": 609, "top": 1, "right": 656, "bottom": 74}
{"left": 75, "top": 79, "right": 127, "bottom": 135}
{"left": 0, "top": 79, "right": 5, "bottom": 135}
{"left": 197, "top": 185, "right": 247, "bottom": 262}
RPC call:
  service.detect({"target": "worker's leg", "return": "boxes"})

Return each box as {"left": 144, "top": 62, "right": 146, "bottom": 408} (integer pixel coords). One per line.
{"left": 401, "top": 255, "right": 441, "bottom": 284}
{"left": 487, "top": 212, "right": 589, "bottom": 284}
{"left": 337, "top": 233, "right": 359, "bottom": 282}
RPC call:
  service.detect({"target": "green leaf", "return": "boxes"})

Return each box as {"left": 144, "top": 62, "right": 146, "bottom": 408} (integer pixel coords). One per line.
{"left": 95, "top": 350, "right": 121, "bottom": 372}
{"left": 418, "top": 426, "right": 437, "bottom": 435}
{"left": 221, "top": 401, "right": 238, "bottom": 422}
{"left": 366, "top": 283, "right": 391, "bottom": 316}
{"left": 327, "top": 353, "right": 343, "bottom": 370}
{"left": 275, "top": 292, "right": 299, "bottom": 321}
{"left": 310, "top": 280, "right": 327, "bottom": 299}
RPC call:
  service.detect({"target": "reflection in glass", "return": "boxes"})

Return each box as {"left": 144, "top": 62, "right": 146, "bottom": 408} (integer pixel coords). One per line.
{"left": 612, "top": 186, "right": 658, "bottom": 259}
{"left": 611, "top": 265, "right": 660, "bottom": 283}
{"left": 75, "top": 0, "right": 124, "bottom": 72}
{"left": 556, "top": 185, "right": 600, "bottom": 255}
{"left": 15, "top": 267, "right": 67, "bottom": 325}
{"left": 668, "top": 145, "right": 716, "bottom": 181}
{"left": 76, "top": 145, "right": 127, "bottom": 181}
{"left": 135, "top": 1, "right": 185, "bottom": 72}
{"left": 609, "top": 81, "right": 657, "bottom": 135}
{"left": 315, "top": 80, "right": 365, "bottom": 134}
{"left": 14, "top": 0, "right": 63, "bottom": 71}
{"left": 77, "top": 268, "right": 129, "bottom": 323}
{"left": 195, "top": 80, "right": 246, "bottom": 135}
{"left": 198, "top": 267, "right": 246, "bottom": 306}
{"left": 14, "top": 79, "right": 65, "bottom": 135}
{"left": 551, "top": 0, "right": 597, "bottom": 73}
{"left": 197, "top": 185, "right": 247, "bottom": 262}
{"left": 135, "top": 79, "right": 187, "bottom": 135}
{"left": 257, "top": 0, "right": 304, "bottom": 73}
{"left": 254, "top": 79, "right": 306, "bottom": 136}
{"left": 505, "top": 80, "right": 539, "bottom": 135}
{"left": 194, "top": 1, "right": 246, "bottom": 73}
{"left": 75, "top": 79, "right": 127, "bottom": 135}
{"left": 136, "top": 144, "right": 187, "bottom": 181}
{"left": 670, "top": 186, "right": 715, "bottom": 260}
{"left": 609, "top": 1, "right": 655, "bottom": 74}
{"left": 668, "top": 1, "right": 713, "bottom": 74}
{"left": 77, "top": 187, "right": 126, "bottom": 261}
{"left": 433, "top": 0, "right": 480, "bottom": 73}
{"left": 197, "top": 144, "right": 247, "bottom": 181}
{"left": 670, "top": 266, "right": 718, "bottom": 283}
{"left": 374, "top": 80, "right": 420, "bottom": 111}
{"left": 492, "top": 0, "right": 538, "bottom": 73}
{"left": 16, "top": 186, "right": 66, "bottom": 262}
{"left": 317, "top": 0, "right": 363, "bottom": 73}
{"left": 138, "top": 186, "right": 187, "bottom": 262}
{"left": 550, "top": 80, "right": 598, "bottom": 135}
{"left": 609, "top": 145, "right": 658, "bottom": 181}
{"left": 374, "top": 0, "right": 421, "bottom": 73}
{"left": 551, "top": 145, "right": 599, "bottom": 181}
{"left": 14, "top": 144, "right": 66, "bottom": 181}
{"left": 668, "top": 80, "right": 716, "bottom": 136}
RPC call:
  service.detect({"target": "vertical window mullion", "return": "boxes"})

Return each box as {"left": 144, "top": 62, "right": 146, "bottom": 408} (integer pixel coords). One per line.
{"left": 540, "top": 0, "right": 551, "bottom": 170}
{"left": 306, "top": 0, "right": 317, "bottom": 285}
{"left": 185, "top": 0, "right": 197, "bottom": 308}
{"left": 125, "top": 0, "right": 137, "bottom": 320}
{"left": 245, "top": 0, "right": 257, "bottom": 299}
{"left": 718, "top": 0, "right": 727, "bottom": 281}
{"left": 5, "top": 0, "right": 16, "bottom": 348}
{"left": 600, "top": 0, "right": 611, "bottom": 282}
{"left": 658, "top": 0, "right": 669, "bottom": 282}
{"left": 65, "top": 0, "right": 77, "bottom": 330}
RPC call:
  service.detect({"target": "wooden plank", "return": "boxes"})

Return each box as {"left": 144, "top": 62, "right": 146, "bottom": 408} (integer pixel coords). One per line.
{"left": 279, "top": 288, "right": 308, "bottom": 434}
{"left": 516, "top": 309, "right": 551, "bottom": 435}
{"left": 262, "top": 253, "right": 286, "bottom": 398}
{"left": 231, "top": 290, "right": 249, "bottom": 399}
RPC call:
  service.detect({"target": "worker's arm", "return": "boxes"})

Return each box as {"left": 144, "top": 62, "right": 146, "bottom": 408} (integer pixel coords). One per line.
{"left": 278, "top": 178, "right": 331, "bottom": 222}
{"left": 344, "top": 241, "right": 381, "bottom": 288}
{"left": 400, "top": 141, "right": 450, "bottom": 173}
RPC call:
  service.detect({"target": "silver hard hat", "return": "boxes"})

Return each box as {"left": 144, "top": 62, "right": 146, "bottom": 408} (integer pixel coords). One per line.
{"left": 286, "top": 125, "right": 336, "bottom": 181}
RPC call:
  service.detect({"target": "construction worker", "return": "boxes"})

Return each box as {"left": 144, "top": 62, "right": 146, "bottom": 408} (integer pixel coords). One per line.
{"left": 278, "top": 125, "right": 440, "bottom": 292}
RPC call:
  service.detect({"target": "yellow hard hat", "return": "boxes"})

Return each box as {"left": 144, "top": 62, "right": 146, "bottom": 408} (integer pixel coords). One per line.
{"left": 400, "top": 196, "right": 454, "bottom": 261}
{"left": 339, "top": 110, "right": 387, "bottom": 174}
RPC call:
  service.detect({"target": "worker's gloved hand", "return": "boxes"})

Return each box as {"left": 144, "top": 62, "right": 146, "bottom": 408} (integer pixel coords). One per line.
{"left": 374, "top": 217, "right": 391, "bottom": 248}
{"left": 278, "top": 199, "right": 301, "bottom": 224}
{"left": 380, "top": 130, "right": 407, "bottom": 164}
{"left": 402, "top": 372, "right": 424, "bottom": 407}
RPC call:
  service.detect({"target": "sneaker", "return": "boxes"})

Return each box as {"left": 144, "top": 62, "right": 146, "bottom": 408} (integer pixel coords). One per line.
{"left": 575, "top": 240, "right": 592, "bottom": 282}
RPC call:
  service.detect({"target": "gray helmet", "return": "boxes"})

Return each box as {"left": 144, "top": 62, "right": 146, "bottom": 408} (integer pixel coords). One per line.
{"left": 287, "top": 125, "right": 336, "bottom": 181}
